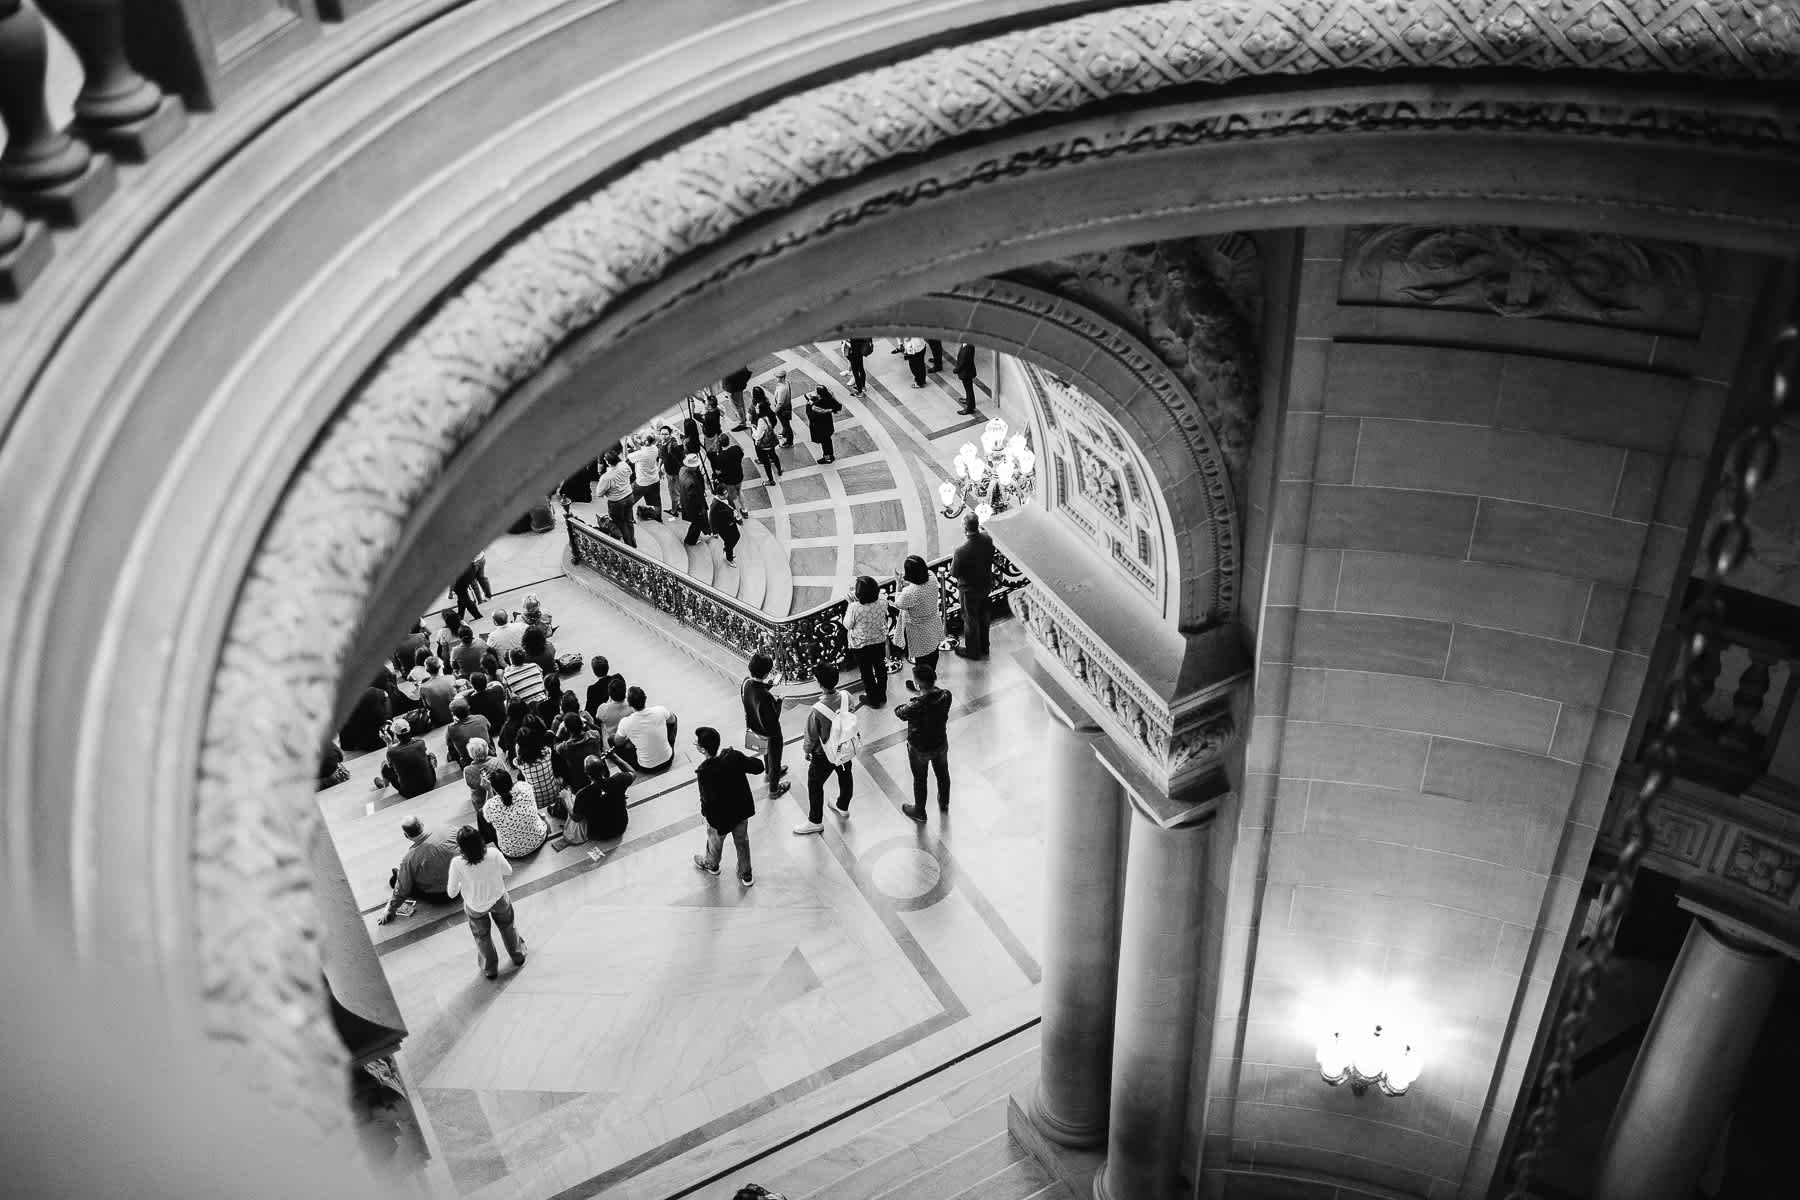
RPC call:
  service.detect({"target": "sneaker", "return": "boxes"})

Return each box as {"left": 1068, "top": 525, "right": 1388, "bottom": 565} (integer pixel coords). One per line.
{"left": 911, "top": 382, "right": 924, "bottom": 389}
{"left": 901, "top": 803, "right": 927, "bottom": 824}
{"left": 740, "top": 874, "right": 754, "bottom": 887}
{"left": 769, "top": 780, "right": 792, "bottom": 799}
{"left": 694, "top": 855, "right": 720, "bottom": 875}
{"left": 793, "top": 821, "right": 824, "bottom": 836}
{"left": 833, "top": 799, "right": 850, "bottom": 817}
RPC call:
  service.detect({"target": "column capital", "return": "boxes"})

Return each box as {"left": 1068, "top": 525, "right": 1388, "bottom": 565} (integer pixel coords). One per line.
{"left": 1677, "top": 879, "right": 1800, "bottom": 961}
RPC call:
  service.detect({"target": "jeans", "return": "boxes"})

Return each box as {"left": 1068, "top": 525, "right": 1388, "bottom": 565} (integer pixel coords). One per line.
{"left": 755, "top": 445, "right": 783, "bottom": 479}
{"left": 958, "top": 582, "right": 990, "bottom": 656}
{"left": 606, "top": 496, "right": 637, "bottom": 547}
{"left": 807, "top": 753, "right": 853, "bottom": 823}
{"left": 762, "top": 730, "right": 785, "bottom": 794}
{"left": 852, "top": 642, "right": 887, "bottom": 706}
{"left": 466, "top": 893, "right": 524, "bottom": 976}
{"left": 702, "top": 820, "right": 752, "bottom": 881}
{"left": 908, "top": 743, "right": 950, "bottom": 810}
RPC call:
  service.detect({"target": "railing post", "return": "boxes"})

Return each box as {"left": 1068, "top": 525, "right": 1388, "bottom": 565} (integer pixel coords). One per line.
{"left": 39, "top": 0, "right": 185, "bottom": 162}
{"left": 0, "top": 0, "right": 116, "bottom": 226}
{"left": 0, "top": 198, "right": 53, "bottom": 297}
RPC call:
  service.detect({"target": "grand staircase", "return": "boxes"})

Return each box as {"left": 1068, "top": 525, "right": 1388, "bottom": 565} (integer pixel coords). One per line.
{"left": 573, "top": 500, "right": 797, "bottom": 618}
{"left": 729, "top": 1029, "right": 1072, "bottom": 1200}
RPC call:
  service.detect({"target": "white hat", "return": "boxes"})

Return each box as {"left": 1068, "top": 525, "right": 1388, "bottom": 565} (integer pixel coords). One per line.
{"left": 389, "top": 717, "right": 410, "bottom": 737}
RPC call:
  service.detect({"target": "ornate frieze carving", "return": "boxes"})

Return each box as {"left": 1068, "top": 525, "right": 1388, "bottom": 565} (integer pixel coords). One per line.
{"left": 1343, "top": 224, "right": 1706, "bottom": 333}
{"left": 190, "top": 0, "right": 1800, "bottom": 1133}
{"left": 1603, "top": 771, "right": 1800, "bottom": 915}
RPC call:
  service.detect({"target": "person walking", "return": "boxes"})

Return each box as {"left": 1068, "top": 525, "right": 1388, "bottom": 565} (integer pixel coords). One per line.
{"left": 450, "top": 560, "right": 483, "bottom": 621}
{"left": 806, "top": 386, "right": 843, "bottom": 464}
{"left": 841, "top": 574, "right": 890, "bottom": 708}
{"left": 901, "top": 335, "right": 929, "bottom": 388}
{"left": 893, "top": 554, "right": 947, "bottom": 673}
{"left": 794, "top": 664, "right": 858, "bottom": 835}
{"left": 596, "top": 448, "right": 637, "bottom": 547}
{"left": 771, "top": 370, "right": 796, "bottom": 446}
{"left": 691, "top": 726, "right": 764, "bottom": 886}
{"left": 950, "top": 512, "right": 995, "bottom": 659}
{"left": 896, "top": 663, "right": 953, "bottom": 821}
{"left": 722, "top": 365, "right": 753, "bottom": 431}
{"left": 741, "top": 652, "right": 791, "bottom": 800}
{"left": 678, "top": 452, "right": 710, "bottom": 545}
{"left": 842, "top": 336, "right": 873, "bottom": 395}
{"left": 708, "top": 491, "right": 742, "bottom": 565}
{"left": 628, "top": 432, "right": 664, "bottom": 521}
{"left": 953, "top": 341, "right": 979, "bottom": 414}
{"left": 446, "top": 825, "right": 527, "bottom": 981}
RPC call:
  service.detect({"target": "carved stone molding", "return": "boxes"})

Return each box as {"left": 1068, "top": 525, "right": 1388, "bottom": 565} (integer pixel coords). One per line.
{"left": 187, "top": 0, "right": 1800, "bottom": 1131}
{"left": 1012, "top": 581, "right": 1244, "bottom": 798}
{"left": 1343, "top": 224, "right": 1706, "bottom": 333}
{"left": 1602, "top": 769, "right": 1800, "bottom": 916}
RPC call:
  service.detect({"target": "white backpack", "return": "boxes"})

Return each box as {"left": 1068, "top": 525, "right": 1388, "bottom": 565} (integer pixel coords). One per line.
{"left": 812, "top": 697, "right": 861, "bottom": 766}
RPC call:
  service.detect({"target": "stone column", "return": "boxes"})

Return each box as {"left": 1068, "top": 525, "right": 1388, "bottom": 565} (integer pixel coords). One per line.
{"left": 1591, "top": 916, "right": 1787, "bottom": 1200}
{"left": 1024, "top": 710, "right": 1128, "bottom": 1147}
{"left": 1095, "top": 806, "right": 1210, "bottom": 1200}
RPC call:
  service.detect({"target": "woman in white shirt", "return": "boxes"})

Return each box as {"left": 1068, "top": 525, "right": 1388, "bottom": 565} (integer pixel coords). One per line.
{"left": 893, "top": 555, "right": 945, "bottom": 673}
{"left": 841, "top": 574, "right": 891, "bottom": 708}
{"left": 446, "top": 825, "right": 527, "bottom": 981}
{"left": 481, "top": 768, "right": 549, "bottom": 858}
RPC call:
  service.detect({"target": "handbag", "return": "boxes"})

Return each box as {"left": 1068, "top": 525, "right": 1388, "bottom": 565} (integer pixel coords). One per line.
{"left": 555, "top": 652, "right": 583, "bottom": 675}
{"left": 744, "top": 729, "right": 769, "bottom": 755}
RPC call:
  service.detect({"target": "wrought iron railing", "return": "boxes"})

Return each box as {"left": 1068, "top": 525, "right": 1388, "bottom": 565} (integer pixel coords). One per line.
{"left": 565, "top": 512, "right": 1026, "bottom": 684}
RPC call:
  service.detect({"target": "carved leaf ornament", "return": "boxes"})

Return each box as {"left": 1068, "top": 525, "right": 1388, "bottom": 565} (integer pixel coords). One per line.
{"left": 189, "top": 0, "right": 1800, "bottom": 1137}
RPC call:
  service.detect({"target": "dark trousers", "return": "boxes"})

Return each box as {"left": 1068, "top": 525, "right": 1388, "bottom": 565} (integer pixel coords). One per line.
{"left": 957, "top": 374, "right": 977, "bottom": 411}
{"left": 911, "top": 647, "right": 941, "bottom": 674}
{"left": 755, "top": 445, "right": 782, "bottom": 479}
{"left": 927, "top": 339, "right": 945, "bottom": 371}
{"left": 472, "top": 563, "right": 493, "bottom": 600}
{"left": 908, "top": 743, "right": 950, "bottom": 810}
{"left": 806, "top": 753, "right": 853, "bottom": 823}
{"left": 727, "top": 389, "right": 747, "bottom": 427}
{"left": 452, "top": 583, "right": 483, "bottom": 621}
{"left": 717, "top": 523, "right": 740, "bottom": 560}
{"left": 848, "top": 355, "right": 866, "bottom": 392}
{"left": 762, "top": 731, "right": 785, "bottom": 793}
{"left": 684, "top": 516, "right": 708, "bottom": 546}
{"left": 637, "top": 480, "right": 662, "bottom": 518}
{"left": 852, "top": 642, "right": 887, "bottom": 706}
{"left": 466, "top": 894, "right": 524, "bottom": 976}
{"left": 777, "top": 412, "right": 794, "bottom": 445}
{"left": 815, "top": 435, "right": 833, "bottom": 460}
{"left": 958, "top": 582, "right": 990, "bottom": 656}
{"left": 906, "top": 352, "right": 927, "bottom": 386}
{"left": 606, "top": 496, "right": 637, "bottom": 547}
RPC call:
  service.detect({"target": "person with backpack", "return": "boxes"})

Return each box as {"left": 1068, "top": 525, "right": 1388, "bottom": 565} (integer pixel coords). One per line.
{"left": 794, "top": 663, "right": 860, "bottom": 835}
{"left": 895, "top": 663, "right": 953, "bottom": 821}
{"left": 692, "top": 726, "right": 764, "bottom": 886}
{"left": 750, "top": 388, "right": 784, "bottom": 481}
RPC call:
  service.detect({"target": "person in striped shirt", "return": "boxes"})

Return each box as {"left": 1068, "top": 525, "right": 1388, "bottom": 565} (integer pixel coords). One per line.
{"left": 501, "top": 648, "right": 547, "bottom": 707}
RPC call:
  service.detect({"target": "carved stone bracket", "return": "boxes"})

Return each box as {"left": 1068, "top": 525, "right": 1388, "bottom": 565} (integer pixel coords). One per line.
{"left": 186, "top": 0, "right": 1800, "bottom": 1137}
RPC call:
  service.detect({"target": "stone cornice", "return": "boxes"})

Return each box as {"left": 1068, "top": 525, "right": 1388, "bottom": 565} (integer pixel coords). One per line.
{"left": 185, "top": 0, "right": 1800, "bottom": 1130}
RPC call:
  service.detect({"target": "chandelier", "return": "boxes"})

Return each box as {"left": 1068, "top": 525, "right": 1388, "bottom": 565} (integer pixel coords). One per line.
{"left": 1316, "top": 1023, "right": 1421, "bottom": 1097}
{"left": 939, "top": 417, "right": 1036, "bottom": 521}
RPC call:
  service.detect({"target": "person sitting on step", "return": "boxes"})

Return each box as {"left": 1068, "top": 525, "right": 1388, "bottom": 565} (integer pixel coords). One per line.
{"left": 611, "top": 686, "right": 678, "bottom": 774}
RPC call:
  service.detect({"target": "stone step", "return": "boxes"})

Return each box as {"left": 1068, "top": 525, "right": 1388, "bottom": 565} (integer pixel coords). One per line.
{"left": 683, "top": 532, "right": 718, "bottom": 589}
{"left": 753, "top": 517, "right": 794, "bottom": 617}
{"left": 936, "top": 1151, "right": 1063, "bottom": 1200}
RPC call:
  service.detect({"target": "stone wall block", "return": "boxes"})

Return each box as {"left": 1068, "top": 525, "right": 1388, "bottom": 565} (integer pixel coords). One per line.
{"left": 1495, "top": 357, "right": 1687, "bottom": 452}
{"left": 1291, "top": 610, "right": 1454, "bottom": 678}
{"left": 1311, "top": 485, "right": 1479, "bottom": 558}
{"left": 1445, "top": 623, "right": 1614, "bottom": 707}
{"left": 1469, "top": 499, "right": 1647, "bottom": 585}
{"left": 1421, "top": 736, "right": 1581, "bottom": 810}
{"left": 1324, "top": 343, "right": 1501, "bottom": 423}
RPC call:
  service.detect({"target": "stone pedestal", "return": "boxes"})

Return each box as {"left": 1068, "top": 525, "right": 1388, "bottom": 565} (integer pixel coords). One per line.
{"left": 1590, "top": 916, "right": 1786, "bottom": 1200}
{"left": 1025, "top": 711, "right": 1128, "bottom": 1148}
{"left": 1094, "top": 808, "right": 1210, "bottom": 1200}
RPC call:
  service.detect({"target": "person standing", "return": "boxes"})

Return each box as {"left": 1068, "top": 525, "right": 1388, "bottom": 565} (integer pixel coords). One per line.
{"left": 678, "top": 452, "right": 710, "bottom": 546}
{"left": 771, "top": 370, "right": 796, "bottom": 446}
{"left": 894, "top": 555, "right": 947, "bottom": 673}
{"left": 708, "top": 491, "right": 741, "bottom": 565}
{"left": 751, "top": 395, "right": 784, "bottom": 482}
{"left": 896, "top": 663, "right": 953, "bottom": 822}
{"left": 841, "top": 574, "right": 890, "bottom": 708}
{"left": 658, "top": 424, "right": 685, "bottom": 516}
{"left": 376, "top": 818, "right": 459, "bottom": 925}
{"left": 953, "top": 341, "right": 979, "bottom": 415}
{"left": 926, "top": 338, "right": 945, "bottom": 372}
{"left": 709, "top": 431, "right": 748, "bottom": 516}
{"left": 843, "top": 336, "right": 873, "bottom": 395}
{"left": 795, "top": 664, "right": 857, "bottom": 835}
{"left": 699, "top": 393, "right": 724, "bottom": 441}
{"left": 741, "top": 652, "right": 791, "bottom": 800}
{"left": 628, "top": 432, "right": 664, "bottom": 521}
{"left": 901, "top": 335, "right": 929, "bottom": 388}
{"left": 597, "top": 448, "right": 637, "bottom": 547}
{"left": 950, "top": 513, "right": 995, "bottom": 659}
{"left": 445, "top": 825, "right": 527, "bottom": 981}
{"left": 691, "top": 726, "right": 763, "bottom": 886}
{"left": 722, "top": 365, "right": 753, "bottom": 431}
{"left": 806, "top": 386, "right": 843, "bottom": 465}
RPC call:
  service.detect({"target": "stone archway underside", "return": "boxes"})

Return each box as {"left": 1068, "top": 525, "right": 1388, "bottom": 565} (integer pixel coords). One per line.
{"left": 153, "top": 0, "right": 1800, "bottom": 1152}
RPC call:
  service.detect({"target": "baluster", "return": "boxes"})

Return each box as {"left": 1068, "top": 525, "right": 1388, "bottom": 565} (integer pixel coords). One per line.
{"left": 1722, "top": 649, "right": 1775, "bottom": 753}
{"left": 1684, "top": 634, "right": 1725, "bottom": 735}
{"left": 0, "top": 197, "right": 54, "bottom": 297}
{"left": 0, "top": 0, "right": 114, "bottom": 226}
{"left": 39, "top": 0, "right": 185, "bottom": 162}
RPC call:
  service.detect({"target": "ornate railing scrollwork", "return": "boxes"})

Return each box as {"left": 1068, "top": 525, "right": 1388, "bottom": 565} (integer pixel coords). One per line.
{"left": 566, "top": 514, "right": 1027, "bottom": 685}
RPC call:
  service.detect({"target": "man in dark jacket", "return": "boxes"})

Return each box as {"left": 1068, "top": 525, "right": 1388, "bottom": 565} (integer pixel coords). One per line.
{"left": 950, "top": 513, "right": 995, "bottom": 659}
{"left": 377, "top": 719, "right": 439, "bottom": 797}
{"left": 708, "top": 492, "right": 741, "bottom": 565}
{"left": 953, "top": 341, "right": 979, "bottom": 415}
{"left": 896, "top": 664, "right": 952, "bottom": 822}
{"left": 709, "top": 431, "right": 749, "bottom": 514}
{"left": 691, "top": 726, "right": 764, "bottom": 886}
{"left": 444, "top": 698, "right": 491, "bottom": 768}
{"left": 722, "top": 365, "right": 754, "bottom": 431}
{"left": 741, "top": 652, "right": 791, "bottom": 800}
{"left": 678, "top": 452, "right": 710, "bottom": 546}
{"left": 843, "top": 337, "right": 873, "bottom": 395}
{"left": 450, "top": 560, "right": 484, "bottom": 621}
{"left": 465, "top": 671, "right": 508, "bottom": 732}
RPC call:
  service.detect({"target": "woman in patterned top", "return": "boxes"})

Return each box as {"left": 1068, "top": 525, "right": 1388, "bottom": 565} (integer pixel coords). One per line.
{"left": 893, "top": 555, "right": 945, "bottom": 673}
{"left": 840, "top": 575, "right": 890, "bottom": 708}
{"left": 512, "top": 717, "right": 563, "bottom": 810}
{"left": 481, "top": 768, "right": 549, "bottom": 858}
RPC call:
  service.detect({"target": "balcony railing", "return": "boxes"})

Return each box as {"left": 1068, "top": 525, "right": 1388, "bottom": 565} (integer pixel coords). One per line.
{"left": 565, "top": 512, "right": 1027, "bottom": 685}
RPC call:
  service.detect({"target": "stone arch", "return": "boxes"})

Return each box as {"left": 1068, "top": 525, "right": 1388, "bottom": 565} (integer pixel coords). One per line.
{"left": 0, "top": 0, "right": 1795, "bottom": 1166}
{"left": 835, "top": 278, "right": 1239, "bottom": 629}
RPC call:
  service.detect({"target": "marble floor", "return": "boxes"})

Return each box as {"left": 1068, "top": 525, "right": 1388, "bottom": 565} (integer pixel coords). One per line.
{"left": 323, "top": 568, "right": 1051, "bottom": 1199}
